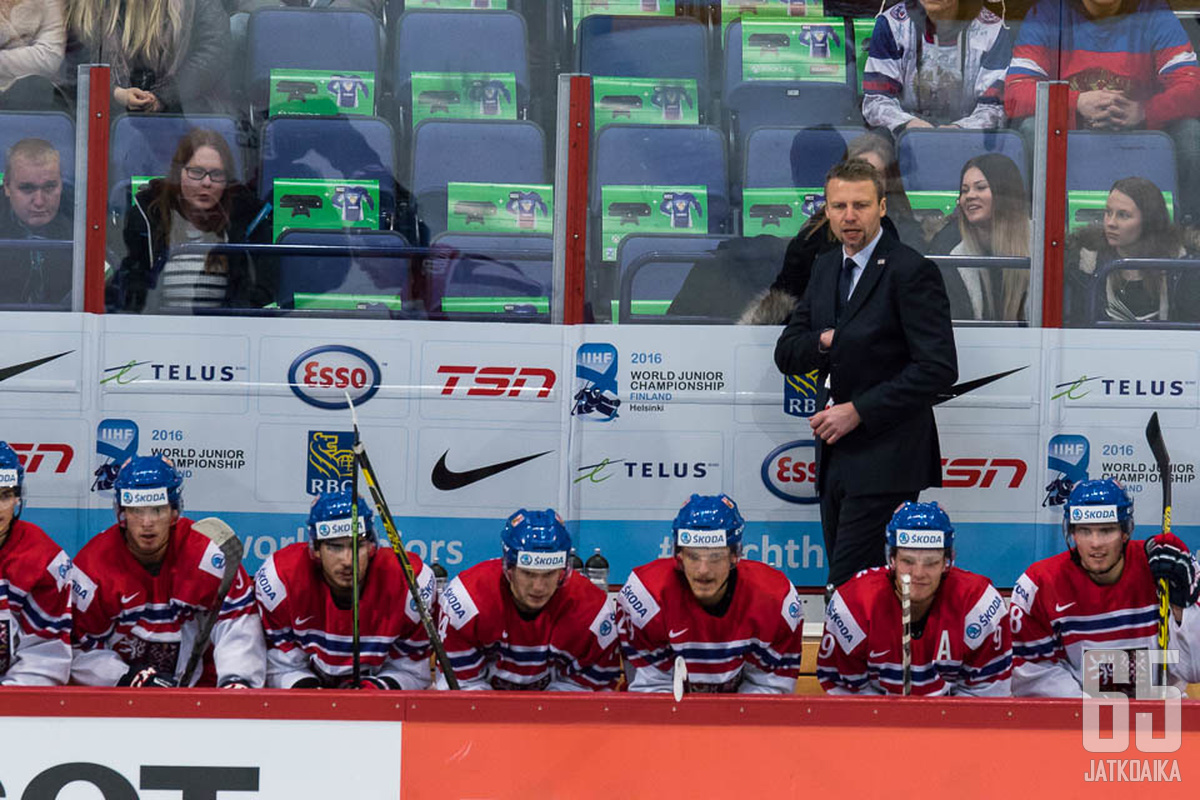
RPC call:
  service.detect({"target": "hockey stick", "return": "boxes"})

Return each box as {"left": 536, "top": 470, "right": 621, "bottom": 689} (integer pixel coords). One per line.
{"left": 347, "top": 395, "right": 460, "bottom": 690}
{"left": 180, "top": 517, "right": 244, "bottom": 686}
{"left": 350, "top": 416, "right": 362, "bottom": 690}
{"left": 900, "top": 573, "right": 912, "bottom": 696}
{"left": 1145, "top": 412, "right": 1172, "bottom": 687}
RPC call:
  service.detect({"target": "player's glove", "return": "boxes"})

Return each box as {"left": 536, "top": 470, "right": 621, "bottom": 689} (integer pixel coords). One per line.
{"left": 338, "top": 676, "right": 399, "bottom": 690}
{"left": 118, "top": 665, "right": 178, "bottom": 689}
{"left": 1146, "top": 533, "right": 1200, "bottom": 607}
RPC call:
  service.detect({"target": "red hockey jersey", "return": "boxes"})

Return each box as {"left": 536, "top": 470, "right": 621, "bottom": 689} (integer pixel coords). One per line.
{"left": 615, "top": 559, "right": 804, "bottom": 694}
{"left": 70, "top": 519, "right": 265, "bottom": 687}
{"left": 0, "top": 520, "right": 72, "bottom": 685}
{"left": 256, "top": 543, "right": 434, "bottom": 689}
{"left": 819, "top": 566, "right": 1012, "bottom": 696}
{"left": 436, "top": 559, "right": 620, "bottom": 691}
{"left": 1011, "top": 540, "right": 1200, "bottom": 697}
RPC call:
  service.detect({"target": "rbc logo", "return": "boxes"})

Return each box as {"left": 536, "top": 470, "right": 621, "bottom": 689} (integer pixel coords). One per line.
{"left": 306, "top": 430, "right": 355, "bottom": 495}
{"left": 784, "top": 370, "right": 820, "bottom": 418}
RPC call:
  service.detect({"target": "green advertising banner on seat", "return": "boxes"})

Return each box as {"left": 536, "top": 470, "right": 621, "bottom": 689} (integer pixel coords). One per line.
{"left": 573, "top": 0, "right": 674, "bottom": 40}
{"left": 269, "top": 69, "right": 375, "bottom": 117}
{"left": 405, "top": 0, "right": 506, "bottom": 7}
{"left": 721, "top": 1, "right": 825, "bottom": 35}
{"left": 852, "top": 17, "right": 875, "bottom": 94}
{"left": 742, "top": 187, "right": 824, "bottom": 238}
{"left": 446, "top": 182, "right": 554, "bottom": 233}
{"left": 592, "top": 77, "right": 699, "bottom": 129}
{"left": 411, "top": 72, "right": 517, "bottom": 126}
{"left": 1067, "top": 189, "right": 1175, "bottom": 232}
{"left": 272, "top": 178, "right": 380, "bottom": 242}
{"left": 601, "top": 184, "right": 707, "bottom": 261}
{"left": 742, "top": 19, "right": 845, "bottom": 82}
{"left": 906, "top": 190, "right": 960, "bottom": 230}
{"left": 132, "top": 175, "right": 162, "bottom": 202}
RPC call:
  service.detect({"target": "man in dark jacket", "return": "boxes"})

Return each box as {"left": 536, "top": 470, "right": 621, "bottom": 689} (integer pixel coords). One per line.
{"left": 774, "top": 159, "right": 958, "bottom": 591}
{"left": 0, "top": 139, "right": 73, "bottom": 307}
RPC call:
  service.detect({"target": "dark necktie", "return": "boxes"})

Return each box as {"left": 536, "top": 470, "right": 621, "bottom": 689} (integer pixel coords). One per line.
{"left": 836, "top": 257, "right": 855, "bottom": 321}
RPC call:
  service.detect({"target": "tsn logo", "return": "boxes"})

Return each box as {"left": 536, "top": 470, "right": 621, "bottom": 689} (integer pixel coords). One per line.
{"left": 437, "top": 366, "right": 557, "bottom": 398}
{"left": 940, "top": 457, "right": 1027, "bottom": 489}
{"left": 9, "top": 444, "right": 73, "bottom": 474}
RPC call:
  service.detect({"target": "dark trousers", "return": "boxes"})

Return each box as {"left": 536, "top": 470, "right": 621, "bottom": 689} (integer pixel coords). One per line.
{"left": 819, "top": 452, "right": 917, "bottom": 588}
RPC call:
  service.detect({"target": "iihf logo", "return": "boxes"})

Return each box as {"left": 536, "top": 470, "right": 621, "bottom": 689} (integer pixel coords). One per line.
{"left": 1045, "top": 434, "right": 1089, "bottom": 507}
{"left": 573, "top": 343, "right": 620, "bottom": 422}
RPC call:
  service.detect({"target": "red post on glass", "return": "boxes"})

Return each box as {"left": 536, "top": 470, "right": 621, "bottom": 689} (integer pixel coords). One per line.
{"left": 83, "top": 65, "right": 111, "bottom": 314}
{"left": 1040, "top": 82, "right": 1069, "bottom": 328}
{"left": 562, "top": 74, "right": 592, "bottom": 325}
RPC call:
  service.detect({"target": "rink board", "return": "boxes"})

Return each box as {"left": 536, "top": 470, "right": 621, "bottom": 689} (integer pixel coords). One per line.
{"left": 0, "top": 689, "right": 1195, "bottom": 799}
{"left": 2, "top": 312, "right": 1197, "bottom": 588}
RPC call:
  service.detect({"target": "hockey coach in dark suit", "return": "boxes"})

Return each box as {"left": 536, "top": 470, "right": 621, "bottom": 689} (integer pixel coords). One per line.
{"left": 774, "top": 159, "right": 957, "bottom": 591}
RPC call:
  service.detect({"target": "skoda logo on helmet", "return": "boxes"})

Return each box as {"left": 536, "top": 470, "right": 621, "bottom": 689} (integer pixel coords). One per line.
{"left": 679, "top": 531, "right": 691, "bottom": 545}
{"left": 897, "top": 531, "right": 909, "bottom": 545}
{"left": 519, "top": 553, "right": 532, "bottom": 566}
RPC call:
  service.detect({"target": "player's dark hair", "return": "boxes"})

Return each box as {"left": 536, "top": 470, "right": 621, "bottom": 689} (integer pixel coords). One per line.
{"left": 826, "top": 159, "right": 885, "bottom": 201}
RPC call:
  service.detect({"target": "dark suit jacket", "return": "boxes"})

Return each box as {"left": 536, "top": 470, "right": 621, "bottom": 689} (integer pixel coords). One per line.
{"left": 774, "top": 229, "right": 957, "bottom": 496}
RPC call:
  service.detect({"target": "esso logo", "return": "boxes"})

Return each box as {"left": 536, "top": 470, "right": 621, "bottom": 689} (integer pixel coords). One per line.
{"left": 761, "top": 440, "right": 819, "bottom": 504}
{"left": 288, "top": 345, "right": 382, "bottom": 410}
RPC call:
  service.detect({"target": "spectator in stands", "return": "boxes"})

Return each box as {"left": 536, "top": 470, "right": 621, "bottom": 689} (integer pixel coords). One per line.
{"left": 1006, "top": 0, "right": 1200, "bottom": 223}
{"left": 928, "top": 153, "right": 1030, "bottom": 320}
{"left": 0, "top": 0, "right": 69, "bottom": 111}
{"left": 0, "top": 139, "right": 73, "bottom": 307}
{"left": 233, "top": 0, "right": 381, "bottom": 14}
{"left": 862, "top": 0, "right": 1012, "bottom": 133}
{"left": 64, "top": 0, "right": 231, "bottom": 113}
{"left": 1066, "top": 176, "right": 1198, "bottom": 323}
{"left": 113, "top": 128, "right": 274, "bottom": 314}
{"left": 740, "top": 133, "right": 932, "bottom": 324}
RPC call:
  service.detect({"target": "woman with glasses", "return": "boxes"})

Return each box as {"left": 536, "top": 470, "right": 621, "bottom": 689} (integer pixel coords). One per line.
{"left": 112, "top": 128, "right": 274, "bottom": 314}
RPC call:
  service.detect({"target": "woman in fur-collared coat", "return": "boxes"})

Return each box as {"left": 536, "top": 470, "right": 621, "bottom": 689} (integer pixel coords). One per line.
{"left": 0, "top": 0, "right": 67, "bottom": 109}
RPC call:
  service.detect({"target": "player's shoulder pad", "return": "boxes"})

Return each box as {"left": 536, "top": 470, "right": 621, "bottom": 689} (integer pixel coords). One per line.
{"left": 406, "top": 559, "right": 436, "bottom": 624}
{"left": 588, "top": 599, "right": 619, "bottom": 650}
{"left": 255, "top": 553, "right": 288, "bottom": 613}
{"left": 1010, "top": 571, "right": 1039, "bottom": 614}
{"left": 440, "top": 575, "right": 480, "bottom": 631}
{"left": 70, "top": 563, "right": 99, "bottom": 614}
{"left": 616, "top": 569, "right": 661, "bottom": 630}
{"left": 824, "top": 588, "right": 866, "bottom": 655}
{"left": 962, "top": 582, "right": 1006, "bottom": 649}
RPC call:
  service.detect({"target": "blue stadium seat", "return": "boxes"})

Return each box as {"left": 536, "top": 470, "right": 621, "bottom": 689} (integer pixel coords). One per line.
{"left": 577, "top": 15, "right": 710, "bottom": 114}
{"left": 431, "top": 231, "right": 552, "bottom": 320}
{"left": 108, "top": 114, "right": 245, "bottom": 214}
{"left": 896, "top": 129, "right": 1028, "bottom": 191}
{"left": 275, "top": 229, "right": 412, "bottom": 308}
{"left": 391, "top": 10, "right": 531, "bottom": 119}
{"left": 593, "top": 124, "right": 730, "bottom": 233}
{"left": 410, "top": 119, "right": 546, "bottom": 238}
{"left": 616, "top": 234, "right": 731, "bottom": 323}
{"left": 0, "top": 111, "right": 75, "bottom": 183}
{"left": 260, "top": 116, "right": 399, "bottom": 225}
{"left": 723, "top": 20, "right": 858, "bottom": 144}
{"left": 1066, "top": 131, "right": 1177, "bottom": 195}
{"left": 246, "top": 8, "right": 383, "bottom": 110}
{"left": 744, "top": 126, "right": 862, "bottom": 188}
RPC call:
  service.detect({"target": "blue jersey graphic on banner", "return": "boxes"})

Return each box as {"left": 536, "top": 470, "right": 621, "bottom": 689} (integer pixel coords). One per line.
{"left": 574, "top": 343, "right": 620, "bottom": 422}
{"left": 94, "top": 419, "right": 138, "bottom": 492}
{"left": 1045, "top": 434, "right": 1089, "bottom": 507}
{"left": 307, "top": 430, "right": 355, "bottom": 495}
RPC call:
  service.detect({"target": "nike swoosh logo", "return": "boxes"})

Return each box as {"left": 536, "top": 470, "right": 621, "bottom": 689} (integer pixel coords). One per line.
{"left": 0, "top": 351, "right": 73, "bottom": 383}
{"left": 935, "top": 366, "right": 1029, "bottom": 405}
{"left": 295, "top": 615, "right": 315, "bottom": 626}
{"left": 869, "top": 649, "right": 890, "bottom": 659}
{"left": 1055, "top": 602, "right": 1076, "bottom": 612}
{"left": 120, "top": 592, "right": 141, "bottom": 604}
{"left": 431, "top": 449, "right": 553, "bottom": 491}
{"left": 668, "top": 628, "right": 689, "bottom": 638}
